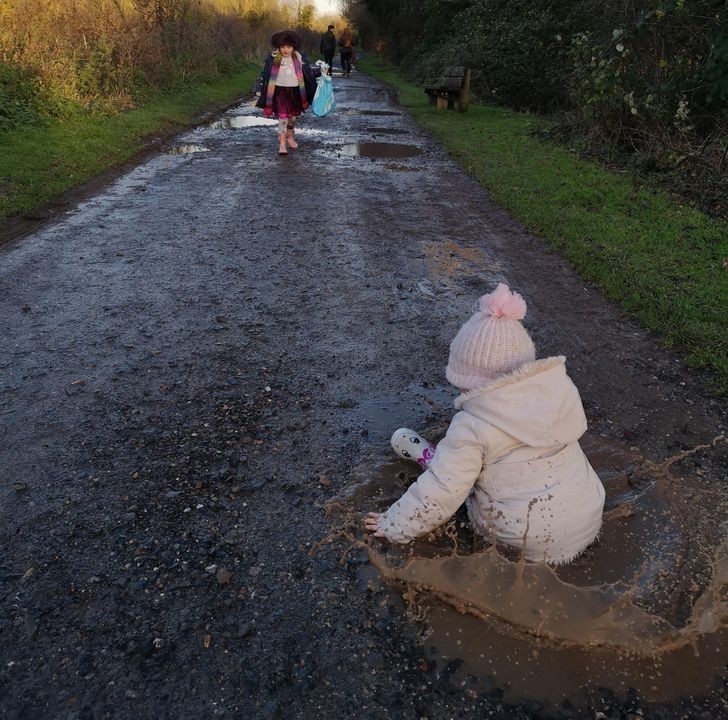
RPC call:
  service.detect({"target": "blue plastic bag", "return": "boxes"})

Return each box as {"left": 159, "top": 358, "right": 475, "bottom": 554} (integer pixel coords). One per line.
{"left": 311, "top": 74, "right": 336, "bottom": 117}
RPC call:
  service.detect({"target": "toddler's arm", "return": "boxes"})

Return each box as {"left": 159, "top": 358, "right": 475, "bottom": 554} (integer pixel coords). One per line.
{"left": 373, "top": 412, "right": 484, "bottom": 543}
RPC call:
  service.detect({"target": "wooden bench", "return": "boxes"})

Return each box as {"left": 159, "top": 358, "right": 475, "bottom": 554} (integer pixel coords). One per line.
{"left": 424, "top": 66, "right": 470, "bottom": 112}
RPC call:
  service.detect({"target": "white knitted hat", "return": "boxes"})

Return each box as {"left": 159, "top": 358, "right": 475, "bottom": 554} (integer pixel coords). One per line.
{"left": 446, "top": 283, "right": 536, "bottom": 390}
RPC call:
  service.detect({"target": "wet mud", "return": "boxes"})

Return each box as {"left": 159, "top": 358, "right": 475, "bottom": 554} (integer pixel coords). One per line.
{"left": 337, "top": 108, "right": 403, "bottom": 117}
{"left": 335, "top": 433, "right": 728, "bottom": 708}
{"left": 1, "top": 72, "right": 726, "bottom": 719}
{"left": 166, "top": 144, "right": 210, "bottom": 155}
{"left": 369, "top": 128, "right": 410, "bottom": 136}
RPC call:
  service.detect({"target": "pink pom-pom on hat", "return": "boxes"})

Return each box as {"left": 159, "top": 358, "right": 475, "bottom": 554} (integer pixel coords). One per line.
{"left": 446, "top": 283, "right": 536, "bottom": 390}
{"left": 479, "top": 283, "right": 527, "bottom": 320}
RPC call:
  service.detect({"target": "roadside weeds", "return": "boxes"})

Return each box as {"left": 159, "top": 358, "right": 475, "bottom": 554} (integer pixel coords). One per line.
{"left": 0, "top": 63, "right": 259, "bottom": 227}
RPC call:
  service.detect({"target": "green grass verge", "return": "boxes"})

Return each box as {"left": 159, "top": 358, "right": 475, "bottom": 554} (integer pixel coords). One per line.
{"left": 358, "top": 55, "right": 728, "bottom": 391}
{"left": 0, "top": 63, "right": 258, "bottom": 222}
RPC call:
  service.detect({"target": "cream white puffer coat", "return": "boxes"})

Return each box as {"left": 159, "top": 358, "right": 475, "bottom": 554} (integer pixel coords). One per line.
{"left": 379, "top": 356, "right": 605, "bottom": 564}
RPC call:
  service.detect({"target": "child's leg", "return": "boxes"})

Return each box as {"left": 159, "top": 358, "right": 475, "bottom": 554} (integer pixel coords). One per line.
{"left": 391, "top": 428, "right": 436, "bottom": 469}
{"left": 277, "top": 119, "right": 287, "bottom": 154}
{"left": 286, "top": 117, "right": 298, "bottom": 148}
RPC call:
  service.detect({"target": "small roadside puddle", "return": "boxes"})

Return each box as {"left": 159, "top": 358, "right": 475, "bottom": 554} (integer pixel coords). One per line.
{"left": 209, "top": 116, "right": 278, "bottom": 129}
{"left": 338, "top": 143, "right": 422, "bottom": 159}
{"left": 370, "top": 127, "right": 409, "bottom": 135}
{"left": 167, "top": 145, "right": 209, "bottom": 155}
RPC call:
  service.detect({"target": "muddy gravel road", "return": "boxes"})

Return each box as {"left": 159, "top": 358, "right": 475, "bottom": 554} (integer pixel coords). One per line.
{"left": 1, "top": 72, "right": 726, "bottom": 720}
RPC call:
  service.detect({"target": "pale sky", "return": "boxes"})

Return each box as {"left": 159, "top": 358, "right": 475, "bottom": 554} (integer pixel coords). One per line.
{"left": 313, "top": 0, "right": 341, "bottom": 14}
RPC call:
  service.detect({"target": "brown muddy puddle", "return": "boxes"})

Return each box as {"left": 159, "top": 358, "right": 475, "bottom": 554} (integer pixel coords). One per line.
{"left": 337, "top": 143, "right": 422, "bottom": 159}
{"left": 333, "top": 431, "right": 728, "bottom": 708}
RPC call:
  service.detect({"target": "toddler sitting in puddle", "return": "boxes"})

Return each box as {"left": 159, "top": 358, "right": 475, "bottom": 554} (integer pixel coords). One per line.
{"left": 364, "top": 283, "right": 605, "bottom": 565}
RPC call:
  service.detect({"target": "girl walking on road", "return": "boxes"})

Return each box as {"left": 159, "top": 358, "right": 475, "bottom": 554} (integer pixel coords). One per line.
{"left": 254, "top": 30, "right": 317, "bottom": 155}
{"left": 364, "top": 284, "right": 606, "bottom": 565}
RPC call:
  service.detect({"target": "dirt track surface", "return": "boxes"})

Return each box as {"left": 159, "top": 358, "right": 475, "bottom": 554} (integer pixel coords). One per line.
{"left": 1, "top": 72, "right": 726, "bottom": 719}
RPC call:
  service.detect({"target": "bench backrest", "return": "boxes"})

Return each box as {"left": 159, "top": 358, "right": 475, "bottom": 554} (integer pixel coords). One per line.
{"left": 440, "top": 66, "right": 466, "bottom": 90}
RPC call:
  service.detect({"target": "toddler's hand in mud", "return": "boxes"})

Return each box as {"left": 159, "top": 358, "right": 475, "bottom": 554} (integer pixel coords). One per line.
{"left": 363, "top": 512, "right": 385, "bottom": 538}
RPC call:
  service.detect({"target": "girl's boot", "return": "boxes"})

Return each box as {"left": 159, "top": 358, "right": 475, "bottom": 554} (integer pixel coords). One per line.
{"left": 286, "top": 127, "right": 298, "bottom": 149}
{"left": 391, "top": 428, "right": 436, "bottom": 469}
{"left": 278, "top": 132, "right": 288, "bottom": 155}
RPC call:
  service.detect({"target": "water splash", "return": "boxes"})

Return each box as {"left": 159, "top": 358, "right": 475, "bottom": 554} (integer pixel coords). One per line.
{"left": 327, "top": 432, "right": 728, "bottom": 705}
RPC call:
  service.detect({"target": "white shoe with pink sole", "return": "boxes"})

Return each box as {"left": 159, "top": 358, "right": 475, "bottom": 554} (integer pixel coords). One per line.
{"left": 390, "top": 428, "right": 436, "bottom": 469}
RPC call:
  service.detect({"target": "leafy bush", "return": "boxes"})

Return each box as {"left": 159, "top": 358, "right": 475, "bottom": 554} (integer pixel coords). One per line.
{"left": 0, "top": 62, "right": 47, "bottom": 130}
{"left": 345, "top": 0, "right": 726, "bottom": 146}
{"left": 704, "top": 21, "right": 728, "bottom": 109}
{"left": 569, "top": 2, "right": 726, "bottom": 134}
{"left": 352, "top": 0, "right": 573, "bottom": 110}
{"left": 0, "top": 0, "right": 323, "bottom": 127}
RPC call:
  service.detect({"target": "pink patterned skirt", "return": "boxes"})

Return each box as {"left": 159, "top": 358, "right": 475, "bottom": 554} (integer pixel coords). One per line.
{"left": 272, "top": 86, "right": 303, "bottom": 119}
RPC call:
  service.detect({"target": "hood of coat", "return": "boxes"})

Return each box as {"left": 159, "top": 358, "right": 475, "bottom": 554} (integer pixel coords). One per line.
{"left": 453, "top": 356, "right": 587, "bottom": 448}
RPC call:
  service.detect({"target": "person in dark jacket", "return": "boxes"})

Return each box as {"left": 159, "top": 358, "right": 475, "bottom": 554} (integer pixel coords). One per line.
{"left": 253, "top": 30, "right": 317, "bottom": 155}
{"left": 320, "top": 24, "right": 336, "bottom": 75}
{"left": 338, "top": 27, "right": 355, "bottom": 77}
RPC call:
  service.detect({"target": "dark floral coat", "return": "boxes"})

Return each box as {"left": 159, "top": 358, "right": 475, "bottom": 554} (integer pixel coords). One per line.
{"left": 253, "top": 51, "right": 318, "bottom": 113}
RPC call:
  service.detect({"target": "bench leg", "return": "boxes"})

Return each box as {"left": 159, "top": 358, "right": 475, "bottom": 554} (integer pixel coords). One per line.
{"left": 436, "top": 96, "right": 448, "bottom": 111}
{"left": 458, "top": 68, "right": 471, "bottom": 112}
{"left": 427, "top": 93, "right": 437, "bottom": 106}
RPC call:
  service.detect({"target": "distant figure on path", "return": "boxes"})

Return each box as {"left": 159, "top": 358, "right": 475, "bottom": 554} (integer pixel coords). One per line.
{"left": 338, "top": 27, "right": 355, "bottom": 77}
{"left": 253, "top": 30, "right": 317, "bottom": 156}
{"left": 320, "top": 24, "right": 336, "bottom": 75}
{"left": 364, "top": 283, "right": 606, "bottom": 566}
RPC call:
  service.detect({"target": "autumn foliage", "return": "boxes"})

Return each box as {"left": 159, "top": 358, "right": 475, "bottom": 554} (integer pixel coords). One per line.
{"left": 0, "top": 0, "right": 323, "bottom": 127}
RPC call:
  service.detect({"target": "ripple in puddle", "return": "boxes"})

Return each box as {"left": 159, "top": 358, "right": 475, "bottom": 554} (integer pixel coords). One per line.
{"left": 167, "top": 145, "right": 209, "bottom": 155}
{"left": 338, "top": 142, "right": 421, "bottom": 159}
